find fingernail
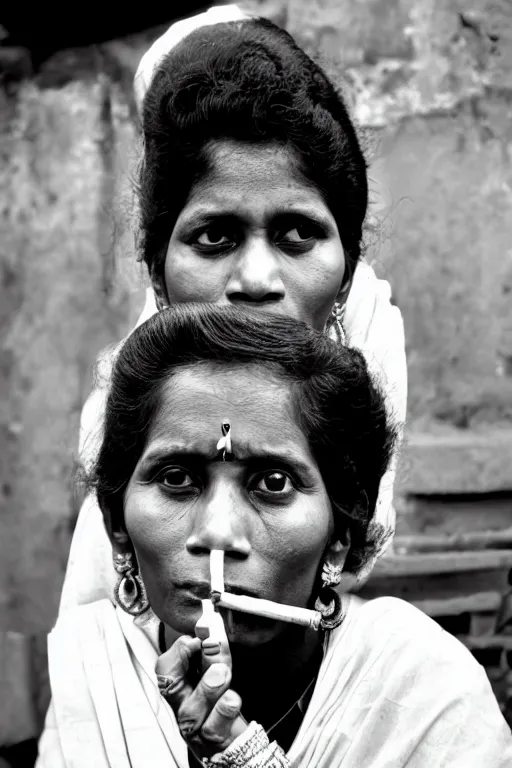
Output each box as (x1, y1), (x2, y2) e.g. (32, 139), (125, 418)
(202, 640), (220, 657)
(179, 721), (195, 738)
(204, 663), (228, 687)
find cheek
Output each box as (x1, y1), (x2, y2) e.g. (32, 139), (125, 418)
(125, 491), (163, 552)
(164, 243), (226, 303)
(264, 494), (333, 601)
(124, 489), (184, 586)
(124, 489), (204, 633)
(298, 244), (345, 329)
(318, 243), (346, 298)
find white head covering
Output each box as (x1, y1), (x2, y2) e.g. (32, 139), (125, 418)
(134, 5), (252, 114)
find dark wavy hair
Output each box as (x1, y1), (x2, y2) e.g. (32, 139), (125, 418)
(91, 305), (395, 571)
(139, 17), (368, 287)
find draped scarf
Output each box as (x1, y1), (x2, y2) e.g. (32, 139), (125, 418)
(39, 596), (512, 767)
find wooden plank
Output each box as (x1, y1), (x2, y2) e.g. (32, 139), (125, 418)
(394, 532), (512, 554)
(411, 591), (501, 617)
(461, 636), (512, 651)
(373, 550), (512, 577)
(396, 496), (512, 539)
(397, 430), (512, 495)
(470, 612), (498, 637)
(362, 568), (509, 608)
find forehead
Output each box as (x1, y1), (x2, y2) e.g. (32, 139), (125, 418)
(147, 364), (312, 459)
(184, 140), (328, 212)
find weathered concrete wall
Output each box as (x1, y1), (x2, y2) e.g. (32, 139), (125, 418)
(376, 107), (512, 427)
(242, 0), (512, 429)
(0, 61), (145, 636)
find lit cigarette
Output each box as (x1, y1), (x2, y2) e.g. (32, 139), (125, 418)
(215, 592), (322, 631)
(207, 549), (321, 630)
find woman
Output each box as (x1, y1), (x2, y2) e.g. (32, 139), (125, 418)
(39, 305), (511, 766)
(60, 5), (407, 612)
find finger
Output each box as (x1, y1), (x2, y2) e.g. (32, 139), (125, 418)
(197, 607), (232, 674)
(177, 662), (231, 739)
(156, 635), (201, 711)
(200, 690), (244, 749)
(200, 636), (232, 675)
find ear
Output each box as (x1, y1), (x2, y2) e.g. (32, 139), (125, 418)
(324, 537), (349, 571)
(151, 264), (169, 310)
(100, 497), (131, 554)
(111, 529), (131, 551)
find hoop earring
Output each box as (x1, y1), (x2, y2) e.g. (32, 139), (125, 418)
(329, 301), (346, 346)
(315, 558), (345, 631)
(113, 552), (150, 616)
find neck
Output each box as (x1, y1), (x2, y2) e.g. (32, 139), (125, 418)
(230, 624), (323, 728)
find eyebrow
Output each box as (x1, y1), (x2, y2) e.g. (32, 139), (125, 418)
(138, 445), (218, 468)
(177, 205), (334, 231)
(138, 443), (316, 479)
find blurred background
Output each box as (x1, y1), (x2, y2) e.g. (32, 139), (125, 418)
(0, 1), (511, 765)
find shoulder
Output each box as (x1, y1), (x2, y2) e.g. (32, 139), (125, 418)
(345, 594), (442, 638)
(330, 596), (512, 763)
(52, 598), (116, 634)
(337, 595), (485, 690)
(314, 596), (512, 765)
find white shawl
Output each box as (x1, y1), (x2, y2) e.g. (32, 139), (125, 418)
(38, 596), (512, 767)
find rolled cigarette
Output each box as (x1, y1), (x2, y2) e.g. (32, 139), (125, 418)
(195, 552), (230, 668)
(215, 592), (321, 631)
(210, 550), (225, 594)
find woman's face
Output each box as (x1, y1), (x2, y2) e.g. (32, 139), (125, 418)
(164, 141), (345, 331)
(123, 363), (334, 645)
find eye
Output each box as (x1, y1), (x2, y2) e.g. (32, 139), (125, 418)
(193, 226), (236, 251)
(275, 221), (324, 252)
(158, 466), (196, 491)
(254, 471), (293, 496)
(281, 225), (317, 243)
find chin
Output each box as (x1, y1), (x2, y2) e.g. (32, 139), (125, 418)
(153, 598), (203, 637)
(222, 609), (285, 647)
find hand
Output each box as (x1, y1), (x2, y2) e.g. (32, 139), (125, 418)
(156, 635), (248, 759)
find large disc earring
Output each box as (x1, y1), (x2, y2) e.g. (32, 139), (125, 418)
(113, 552), (150, 616)
(315, 558), (345, 631)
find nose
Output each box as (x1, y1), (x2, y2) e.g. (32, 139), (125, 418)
(226, 238), (285, 305)
(186, 481), (251, 560)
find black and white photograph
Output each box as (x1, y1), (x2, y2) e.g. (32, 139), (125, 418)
(1, 2), (511, 766)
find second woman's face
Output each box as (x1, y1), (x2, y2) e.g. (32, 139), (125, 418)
(165, 141), (346, 331)
(123, 364), (334, 645)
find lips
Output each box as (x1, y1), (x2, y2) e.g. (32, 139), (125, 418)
(176, 580), (260, 600)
